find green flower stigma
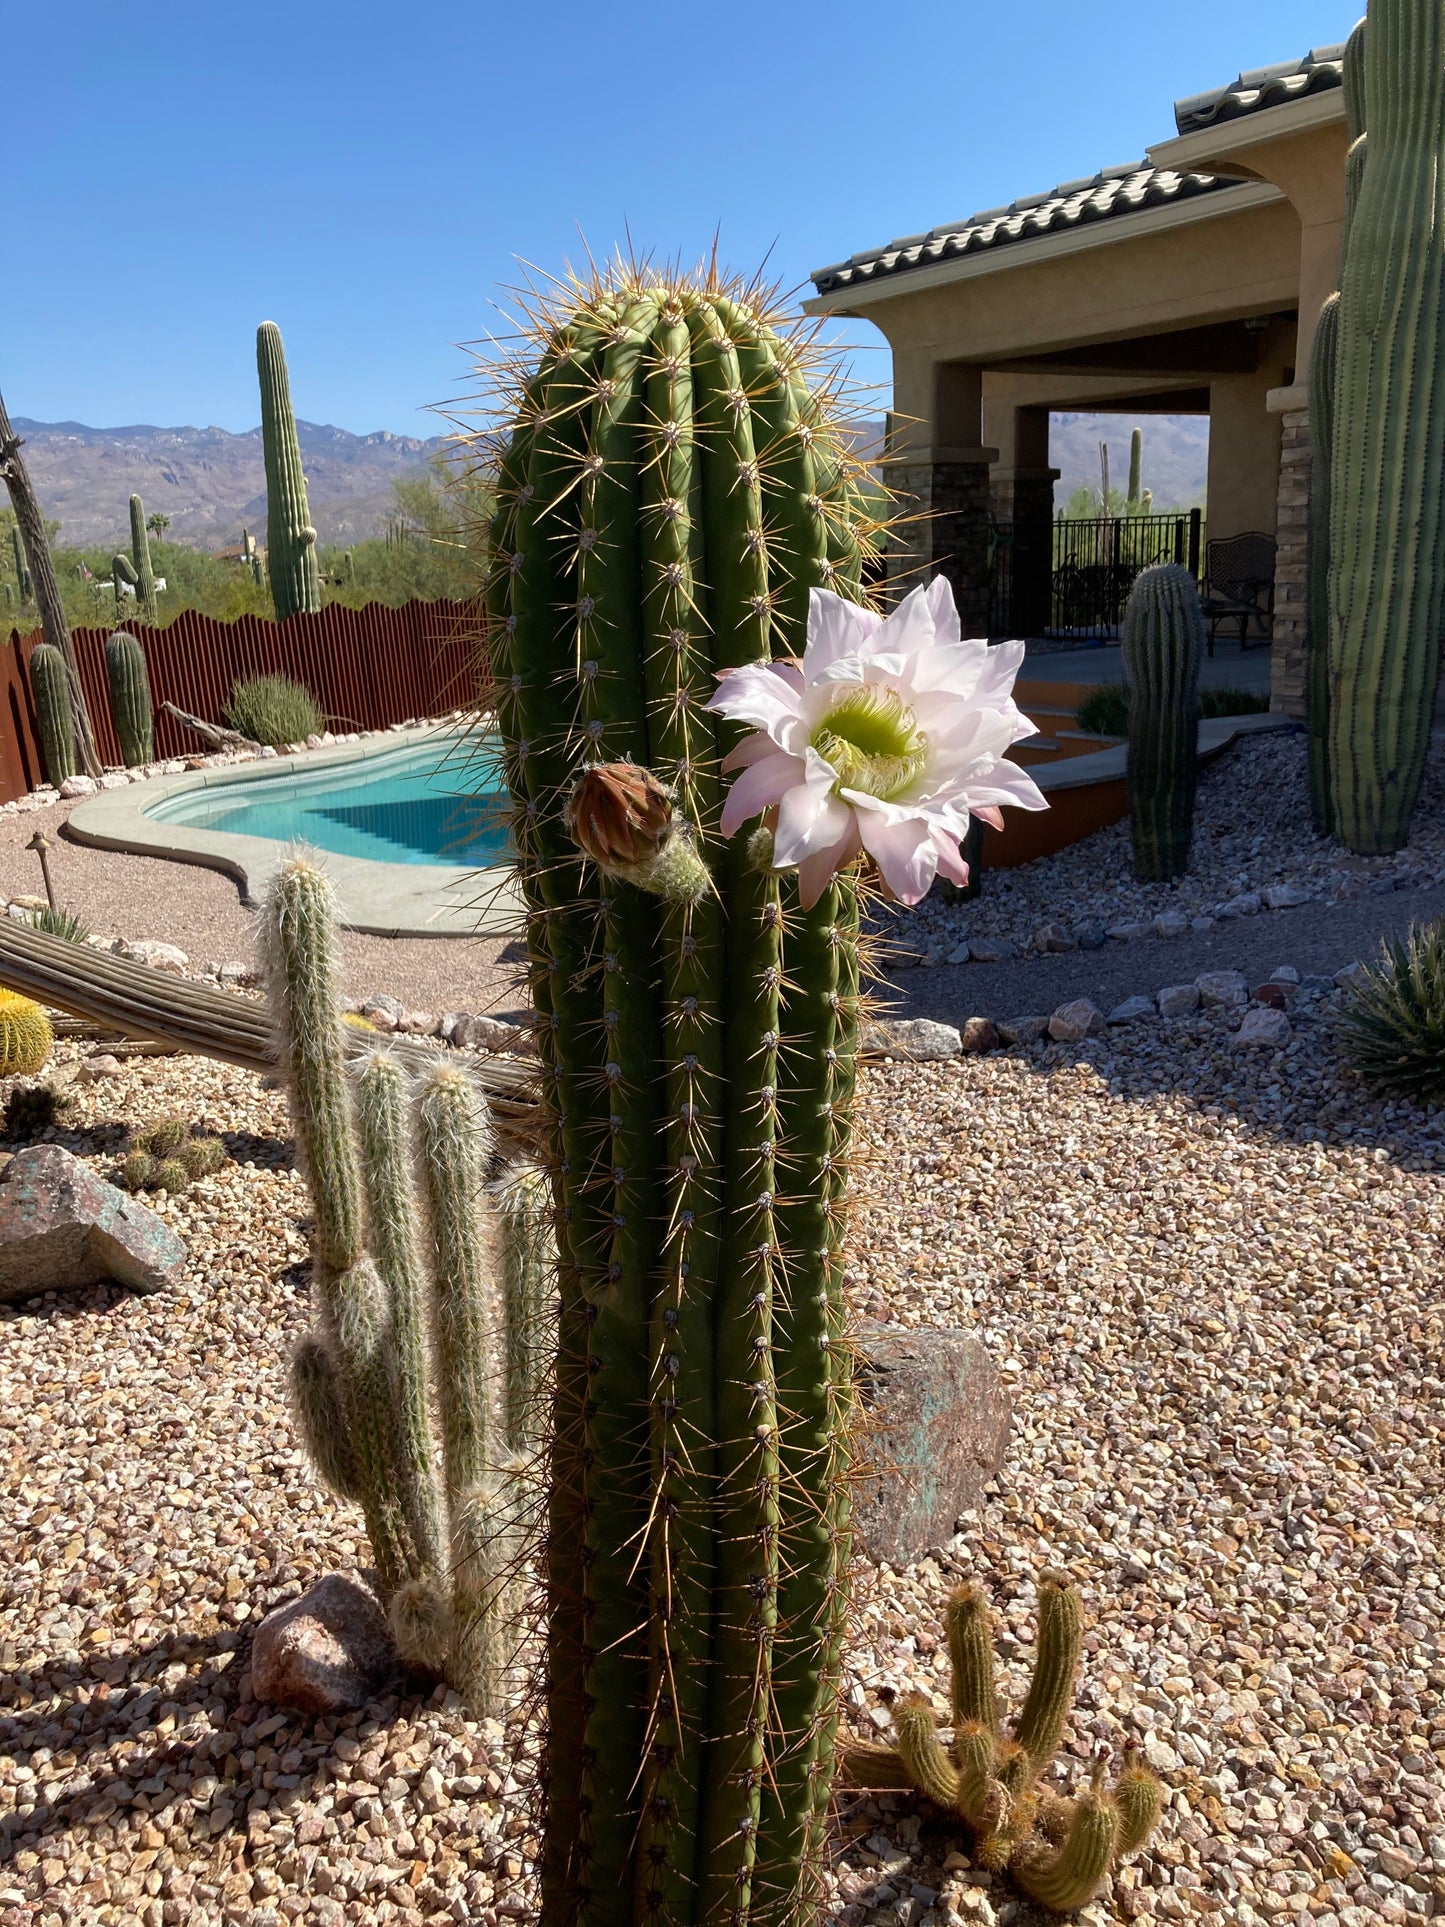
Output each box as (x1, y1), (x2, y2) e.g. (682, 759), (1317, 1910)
(812, 682), (928, 800)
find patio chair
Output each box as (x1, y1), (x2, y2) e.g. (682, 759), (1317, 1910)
(1199, 532), (1277, 654)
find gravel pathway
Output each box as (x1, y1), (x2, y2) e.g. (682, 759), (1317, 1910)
(2, 1006), (1441, 1924)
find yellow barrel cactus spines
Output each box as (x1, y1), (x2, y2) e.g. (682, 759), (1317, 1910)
(0, 990), (53, 1078)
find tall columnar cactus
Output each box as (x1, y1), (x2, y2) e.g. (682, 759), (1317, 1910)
(256, 322), (321, 621)
(485, 262), (881, 1927)
(1327, 0), (1445, 853)
(841, 1576), (1165, 1914)
(11, 525), (31, 604)
(105, 630), (154, 767)
(129, 493), (158, 624)
(1307, 294), (1341, 837)
(267, 854), (553, 1710)
(29, 642), (77, 787)
(1126, 426), (1144, 510)
(1120, 563), (1203, 881)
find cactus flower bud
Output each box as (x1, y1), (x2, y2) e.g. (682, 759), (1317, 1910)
(565, 762), (711, 904)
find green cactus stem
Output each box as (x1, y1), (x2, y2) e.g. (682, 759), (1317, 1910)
(29, 642), (77, 787)
(129, 493), (158, 624)
(1126, 426), (1144, 509)
(104, 630), (154, 767)
(11, 525), (31, 604)
(257, 322), (321, 621)
(1327, 0), (1445, 852)
(491, 1157), (556, 1452)
(485, 261), (882, 1927)
(1120, 563), (1203, 881)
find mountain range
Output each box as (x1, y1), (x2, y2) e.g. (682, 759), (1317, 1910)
(1049, 412), (1209, 512)
(10, 417), (447, 552)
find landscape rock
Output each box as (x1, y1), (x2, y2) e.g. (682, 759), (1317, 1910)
(362, 992), (405, 1022)
(1195, 969), (1249, 1009)
(1235, 1007), (1292, 1048)
(1032, 922), (1076, 954)
(1263, 882), (1311, 910)
(1334, 962), (1370, 991)
(1106, 921), (1150, 942)
(1152, 912), (1189, 939)
(96, 772), (129, 791)
(58, 775), (97, 798)
(400, 1008), (438, 1036)
(946, 941), (971, 966)
(0, 1145), (186, 1303)
(1190, 915), (1217, 933)
(118, 938), (190, 973)
(997, 1016), (1049, 1046)
(446, 1012), (533, 1054)
(1047, 999), (1103, 1044)
(217, 960), (254, 988)
(860, 1019), (962, 1062)
(1270, 964), (1301, 983)
(1251, 982), (1291, 1010)
(1215, 891), (1263, 920)
(1076, 921), (1108, 951)
(250, 1573), (396, 1715)
(967, 938), (1018, 964)
(959, 1017), (1000, 1054)
(850, 1324), (1011, 1568)
(1107, 995), (1156, 1025)
(76, 1054), (124, 1082)
(1156, 983), (1201, 1018)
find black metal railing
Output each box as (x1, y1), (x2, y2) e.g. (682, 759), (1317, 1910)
(1049, 509), (1204, 638)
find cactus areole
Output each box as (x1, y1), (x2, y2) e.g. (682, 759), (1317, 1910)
(484, 265), (885, 1927)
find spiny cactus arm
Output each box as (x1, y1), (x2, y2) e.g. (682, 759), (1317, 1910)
(492, 1158), (556, 1452)
(894, 1694), (963, 1810)
(112, 552), (138, 588)
(835, 1737), (909, 1789)
(129, 494), (157, 623)
(946, 1581), (1001, 1733)
(1113, 1751), (1166, 1859)
(1012, 1571), (1084, 1778)
(354, 1051), (446, 1574)
(954, 1720), (1010, 1843)
(1344, 16), (1367, 141)
(288, 1333), (362, 1501)
(1010, 1768), (1121, 1914)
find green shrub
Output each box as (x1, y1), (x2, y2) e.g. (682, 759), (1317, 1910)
(26, 906), (89, 945)
(1074, 683), (1269, 739)
(225, 673), (323, 747)
(1334, 922), (1445, 1097)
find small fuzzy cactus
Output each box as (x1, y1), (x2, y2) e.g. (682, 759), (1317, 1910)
(120, 1149), (160, 1192)
(257, 322), (321, 621)
(268, 854), (555, 1709)
(120, 1119), (227, 1192)
(105, 630), (155, 767)
(1120, 564), (1203, 882)
(0, 991), (53, 1079)
(841, 1574), (1165, 1915)
(29, 642), (77, 787)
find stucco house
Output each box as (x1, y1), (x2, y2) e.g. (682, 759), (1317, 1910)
(805, 43), (1352, 716)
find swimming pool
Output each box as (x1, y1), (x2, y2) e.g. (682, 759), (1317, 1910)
(146, 737), (511, 868)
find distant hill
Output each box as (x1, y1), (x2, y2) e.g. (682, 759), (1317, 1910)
(10, 417), (448, 551)
(1050, 413), (1209, 513)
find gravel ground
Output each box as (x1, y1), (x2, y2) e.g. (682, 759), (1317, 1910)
(2, 1003), (1442, 1925)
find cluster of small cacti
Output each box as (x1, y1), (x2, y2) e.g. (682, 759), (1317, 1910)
(104, 630), (155, 766)
(0, 989), (53, 1078)
(484, 260), (881, 1925)
(29, 642), (77, 787)
(257, 323), (321, 621)
(841, 1574), (1165, 1914)
(118, 1115), (227, 1194)
(2, 1080), (70, 1139)
(1120, 563), (1203, 881)
(268, 854), (554, 1713)
(1326, 2), (1445, 853)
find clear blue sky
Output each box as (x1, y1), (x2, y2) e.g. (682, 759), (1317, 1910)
(9, 1), (1362, 437)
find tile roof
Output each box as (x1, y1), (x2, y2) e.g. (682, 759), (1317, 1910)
(1173, 43), (1346, 135)
(811, 166), (1242, 299)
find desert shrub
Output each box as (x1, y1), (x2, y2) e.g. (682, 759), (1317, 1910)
(225, 673), (323, 747)
(1334, 922), (1445, 1098)
(1074, 682), (1269, 739)
(26, 906), (89, 944)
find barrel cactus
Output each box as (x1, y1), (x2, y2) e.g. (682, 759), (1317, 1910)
(1120, 564), (1203, 881)
(129, 493), (158, 624)
(257, 322), (321, 621)
(105, 630), (154, 766)
(483, 261), (886, 1927)
(29, 642), (77, 787)
(266, 854), (551, 1712)
(1327, 0), (1445, 852)
(0, 989), (53, 1078)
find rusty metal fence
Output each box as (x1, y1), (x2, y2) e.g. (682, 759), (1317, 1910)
(0, 598), (481, 802)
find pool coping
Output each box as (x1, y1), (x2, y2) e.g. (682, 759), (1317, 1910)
(64, 725), (523, 940)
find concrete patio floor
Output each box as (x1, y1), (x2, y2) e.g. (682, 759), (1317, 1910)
(1021, 635), (1272, 694)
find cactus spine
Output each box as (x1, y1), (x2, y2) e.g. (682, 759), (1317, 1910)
(104, 630), (154, 766)
(0, 989), (52, 1077)
(29, 642), (77, 786)
(268, 855), (552, 1710)
(129, 493), (158, 624)
(1126, 426), (1144, 510)
(11, 525), (30, 604)
(486, 262), (880, 1927)
(1327, 0), (1445, 852)
(1120, 563), (1203, 881)
(843, 1575), (1164, 1915)
(256, 322), (321, 621)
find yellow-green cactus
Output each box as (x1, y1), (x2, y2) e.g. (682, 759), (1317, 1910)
(0, 990), (52, 1078)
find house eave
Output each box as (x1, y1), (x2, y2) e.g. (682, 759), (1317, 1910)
(1148, 88), (1347, 179)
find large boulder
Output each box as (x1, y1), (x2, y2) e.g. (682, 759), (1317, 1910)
(0, 1145), (186, 1303)
(851, 1325), (1012, 1568)
(250, 1573), (396, 1715)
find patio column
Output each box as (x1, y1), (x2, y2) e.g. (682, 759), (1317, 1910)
(1267, 381), (1311, 719)
(884, 355), (998, 634)
(987, 403), (1058, 638)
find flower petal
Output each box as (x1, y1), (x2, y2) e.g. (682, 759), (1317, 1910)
(705, 661), (805, 751)
(855, 809), (941, 905)
(794, 816), (862, 908)
(932, 829), (971, 886)
(774, 750), (854, 865)
(718, 749), (804, 838)
(803, 588), (881, 677)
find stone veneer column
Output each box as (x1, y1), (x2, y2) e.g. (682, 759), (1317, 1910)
(1268, 384), (1311, 719)
(884, 448), (997, 635)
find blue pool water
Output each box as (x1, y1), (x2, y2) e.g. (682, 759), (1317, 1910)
(148, 738), (511, 868)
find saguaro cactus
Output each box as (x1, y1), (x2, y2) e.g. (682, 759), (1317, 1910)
(129, 493), (158, 624)
(256, 322), (321, 621)
(841, 1575), (1164, 1915)
(11, 525), (31, 604)
(1327, 0), (1445, 853)
(29, 642), (77, 786)
(1306, 294), (1341, 837)
(1120, 563), (1203, 881)
(267, 854), (552, 1710)
(485, 261), (881, 1927)
(1126, 426), (1144, 510)
(105, 630), (154, 767)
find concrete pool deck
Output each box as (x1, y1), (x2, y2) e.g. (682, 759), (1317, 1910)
(65, 726), (523, 939)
